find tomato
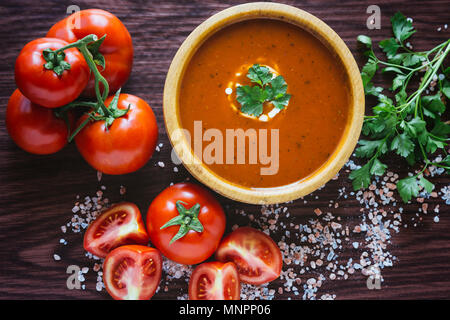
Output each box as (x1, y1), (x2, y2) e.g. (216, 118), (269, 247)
(146, 183), (226, 265)
(84, 202), (149, 258)
(74, 94), (158, 175)
(215, 227), (282, 285)
(189, 262), (240, 300)
(6, 89), (70, 155)
(47, 9), (133, 97)
(15, 37), (90, 108)
(103, 245), (162, 300)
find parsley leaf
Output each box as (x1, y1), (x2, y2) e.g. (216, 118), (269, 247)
(351, 12), (450, 203)
(349, 161), (372, 190)
(379, 38), (400, 59)
(442, 79), (450, 99)
(236, 85), (266, 117)
(391, 12), (416, 44)
(357, 35), (372, 48)
(400, 117), (426, 137)
(269, 75), (288, 98)
(361, 59), (378, 91)
(247, 64), (273, 86)
(236, 64), (292, 117)
(421, 94), (446, 116)
(397, 176), (421, 203)
(390, 133), (415, 158)
(419, 176), (434, 193)
(355, 139), (387, 158)
(370, 158), (387, 176)
(397, 174), (435, 203)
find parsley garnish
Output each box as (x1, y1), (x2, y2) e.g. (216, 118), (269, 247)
(236, 64), (292, 117)
(352, 12), (450, 203)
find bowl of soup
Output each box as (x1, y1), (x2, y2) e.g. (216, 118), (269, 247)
(163, 2), (364, 204)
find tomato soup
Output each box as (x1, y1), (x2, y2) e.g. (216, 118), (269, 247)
(178, 19), (351, 188)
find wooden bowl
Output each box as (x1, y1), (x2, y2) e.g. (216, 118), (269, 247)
(163, 2), (364, 204)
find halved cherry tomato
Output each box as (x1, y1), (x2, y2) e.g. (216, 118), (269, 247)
(103, 245), (162, 300)
(6, 89), (70, 154)
(15, 37), (90, 108)
(146, 183), (226, 265)
(84, 202), (149, 258)
(47, 9), (133, 97)
(189, 262), (240, 300)
(215, 227), (282, 285)
(75, 93), (158, 175)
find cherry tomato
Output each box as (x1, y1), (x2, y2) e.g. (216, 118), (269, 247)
(84, 202), (149, 258)
(146, 183), (226, 265)
(103, 245), (162, 300)
(6, 89), (70, 154)
(216, 227), (282, 285)
(47, 9), (133, 97)
(189, 261), (240, 300)
(74, 93), (158, 175)
(15, 37), (90, 108)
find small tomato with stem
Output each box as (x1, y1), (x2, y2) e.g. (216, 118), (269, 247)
(146, 183), (226, 265)
(15, 37), (90, 108)
(74, 92), (158, 175)
(47, 9), (133, 97)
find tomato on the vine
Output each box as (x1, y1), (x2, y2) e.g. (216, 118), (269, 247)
(189, 261), (241, 300)
(146, 183), (226, 265)
(103, 245), (162, 300)
(15, 38), (90, 108)
(216, 227), (282, 285)
(6, 89), (70, 155)
(47, 9), (133, 97)
(74, 93), (158, 175)
(84, 202), (149, 258)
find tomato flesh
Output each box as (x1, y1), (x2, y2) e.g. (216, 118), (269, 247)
(103, 245), (162, 300)
(189, 262), (240, 300)
(215, 227), (282, 285)
(84, 202), (149, 258)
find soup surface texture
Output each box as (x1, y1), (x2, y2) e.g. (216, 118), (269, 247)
(179, 19), (351, 188)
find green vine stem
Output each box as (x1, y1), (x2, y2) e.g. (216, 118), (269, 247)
(44, 34), (131, 141)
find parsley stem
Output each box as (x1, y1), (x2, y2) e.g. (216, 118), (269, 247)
(431, 162), (450, 170)
(398, 41), (450, 113)
(378, 60), (414, 71)
(425, 39), (450, 57)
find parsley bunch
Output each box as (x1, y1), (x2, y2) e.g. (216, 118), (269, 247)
(351, 12), (450, 202)
(236, 64), (291, 117)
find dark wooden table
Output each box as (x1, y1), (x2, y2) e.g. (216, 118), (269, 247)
(0, 0), (449, 300)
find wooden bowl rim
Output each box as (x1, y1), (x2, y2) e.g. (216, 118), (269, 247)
(163, 2), (364, 205)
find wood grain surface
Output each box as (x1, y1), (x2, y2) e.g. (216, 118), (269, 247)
(0, 0), (449, 300)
